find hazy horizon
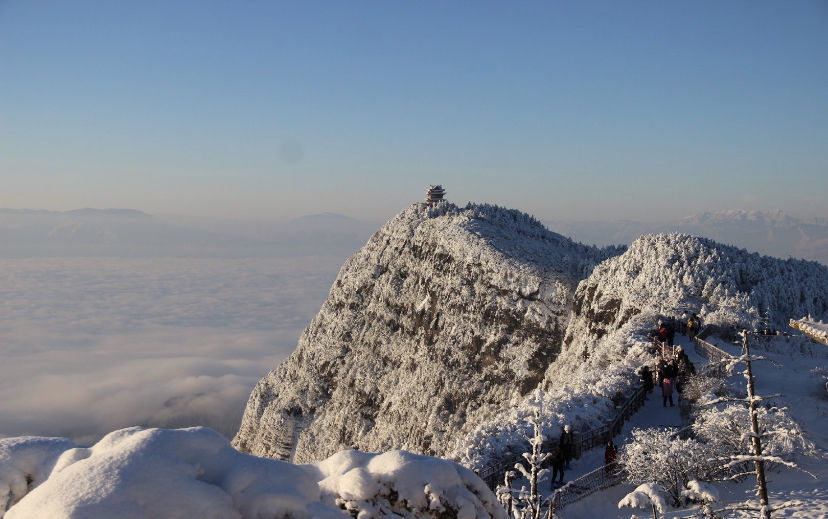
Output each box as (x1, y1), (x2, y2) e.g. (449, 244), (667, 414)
(2, 2), (827, 222)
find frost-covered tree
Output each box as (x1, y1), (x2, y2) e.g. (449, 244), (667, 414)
(496, 470), (517, 517)
(680, 370), (726, 404)
(694, 403), (813, 468)
(509, 413), (551, 519)
(619, 428), (718, 507)
(693, 331), (813, 518)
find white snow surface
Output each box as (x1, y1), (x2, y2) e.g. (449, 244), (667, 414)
(1, 426), (505, 519)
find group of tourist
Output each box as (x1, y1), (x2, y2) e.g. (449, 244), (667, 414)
(649, 313), (703, 345)
(546, 315), (699, 490)
(640, 342), (696, 407)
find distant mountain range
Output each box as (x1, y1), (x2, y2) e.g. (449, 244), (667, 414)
(1, 208), (825, 265)
(0, 208), (376, 258)
(545, 209), (828, 265)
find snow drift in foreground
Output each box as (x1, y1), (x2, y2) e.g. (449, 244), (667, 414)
(0, 427), (505, 519)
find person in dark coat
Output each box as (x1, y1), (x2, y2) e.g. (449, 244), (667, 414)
(665, 359), (679, 395)
(560, 425), (575, 469)
(640, 365), (653, 395)
(666, 320), (676, 347)
(687, 313), (700, 340)
(656, 359), (668, 390)
(550, 446), (565, 486)
(604, 441), (618, 475)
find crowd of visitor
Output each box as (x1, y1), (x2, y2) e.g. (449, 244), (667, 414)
(548, 315), (699, 489)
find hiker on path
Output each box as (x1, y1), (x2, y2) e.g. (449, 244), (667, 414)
(687, 313), (700, 340)
(550, 446), (565, 486)
(656, 359), (668, 390)
(560, 425), (575, 469)
(658, 321), (669, 344)
(604, 441), (618, 475)
(640, 365), (653, 396)
(665, 359), (678, 388)
(662, 377), (675, 407)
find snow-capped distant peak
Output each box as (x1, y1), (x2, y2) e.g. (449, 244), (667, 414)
(680, 209), (794, 226)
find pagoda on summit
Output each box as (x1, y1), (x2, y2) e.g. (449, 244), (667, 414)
(425, 185), (446, 205)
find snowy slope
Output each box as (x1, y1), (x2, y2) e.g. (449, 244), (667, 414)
(234, 202), (616, 462)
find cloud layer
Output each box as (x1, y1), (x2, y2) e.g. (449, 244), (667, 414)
(0, 256), (343, 443)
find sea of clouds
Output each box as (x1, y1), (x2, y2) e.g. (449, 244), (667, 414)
(0, 256), (345, 444)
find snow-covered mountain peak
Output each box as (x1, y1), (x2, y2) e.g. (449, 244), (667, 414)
(233, 203), (616, 462)
(679, 208), (795, 227)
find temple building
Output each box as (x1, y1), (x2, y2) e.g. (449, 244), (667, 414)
(425, 185), (446, 205)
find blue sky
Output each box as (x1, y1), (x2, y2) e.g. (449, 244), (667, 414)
(1, 1), (827, 222)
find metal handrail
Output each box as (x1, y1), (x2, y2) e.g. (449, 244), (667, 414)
(692, 335), (733, 364)
(547, 464), (624, 512)
(476, 385), (646, 490)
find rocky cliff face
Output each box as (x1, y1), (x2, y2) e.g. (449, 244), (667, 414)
(233, 203), (613, 462)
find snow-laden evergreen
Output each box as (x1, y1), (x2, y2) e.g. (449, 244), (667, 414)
(234, 202), (615, 462)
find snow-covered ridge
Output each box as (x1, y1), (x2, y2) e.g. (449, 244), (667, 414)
(0, 427), (505, 518)
(234, 202), (617, 463)
(546, 232), (828, 400)
(455, 232), (828, 470)
(236, 204), (828, 475)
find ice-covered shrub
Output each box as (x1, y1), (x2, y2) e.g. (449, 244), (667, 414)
(619, 428), (718, 507)
(694, 403), (815, 464)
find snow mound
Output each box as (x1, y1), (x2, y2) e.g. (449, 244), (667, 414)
(1, 427), (505, 519)
(618, 482), (668, 513)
